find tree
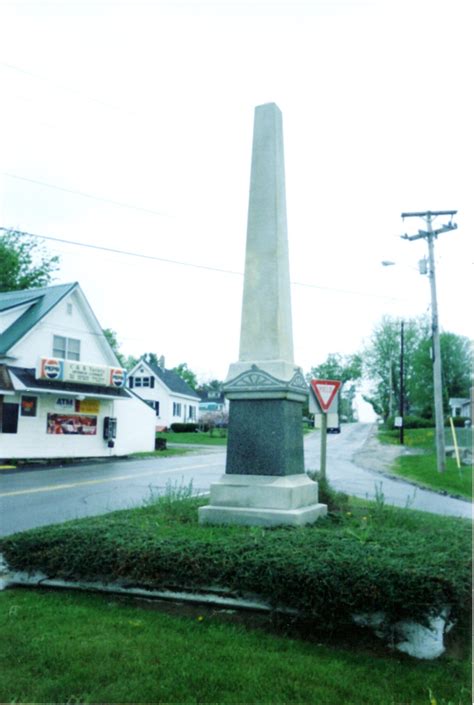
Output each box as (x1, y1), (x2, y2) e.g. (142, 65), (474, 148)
(307, 353), (363, 422)
(103, 328), (126, 367)
(172, 362), (198, 390)
(362, 316), (423, 420)
(196, 379), (224, 396)
(0, 229), (59, 292)
(362, 315), (471, 421)
(308, 353), (363, 387)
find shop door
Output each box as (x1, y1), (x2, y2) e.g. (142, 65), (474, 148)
(2, 403), (19, 433)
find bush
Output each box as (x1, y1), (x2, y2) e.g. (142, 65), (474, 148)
(386, 415), (433, 430)
(307, 471), (350, 514)
(1, 498), (470, 632)
(154, 437), (167, 450)
(448, 416), (471, 428)
(170, 423), (199, 433)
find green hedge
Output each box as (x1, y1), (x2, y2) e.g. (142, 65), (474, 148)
(386, 415), (433, 430)
(170, 423), (199, 433)
(1, 499), (471, 631)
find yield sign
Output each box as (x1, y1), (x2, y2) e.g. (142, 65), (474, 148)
(310, 379), (341, 413)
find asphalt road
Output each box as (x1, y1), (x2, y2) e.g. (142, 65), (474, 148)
(0, 424), (471, 536)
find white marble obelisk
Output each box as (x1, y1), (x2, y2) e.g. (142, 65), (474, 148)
(199, 103), (326, 527)
(227, 102), (296, 384)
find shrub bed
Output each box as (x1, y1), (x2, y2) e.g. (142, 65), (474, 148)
(169, 423), (199, 433)
(1, 497), (471, 633)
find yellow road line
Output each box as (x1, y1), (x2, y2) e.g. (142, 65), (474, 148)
(0, 462), (222, 498)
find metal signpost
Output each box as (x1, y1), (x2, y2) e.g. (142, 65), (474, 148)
(310, 379), (341, 480)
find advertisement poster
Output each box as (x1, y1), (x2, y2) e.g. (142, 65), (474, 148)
(21, 396), (38, 417)
(47, 414), (97, 435)
(75, 399), (100, 414)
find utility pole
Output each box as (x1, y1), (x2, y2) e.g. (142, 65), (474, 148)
(401, 210), (458, 473)
(399, 319), (404, 445)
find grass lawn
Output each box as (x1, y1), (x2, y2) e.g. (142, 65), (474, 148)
(160, 426), (315, 446)
(378, 428), (472, 500)
(132, 447), (192, 458)
(0, 587), (471, 705)
(160, 430), (228, 445)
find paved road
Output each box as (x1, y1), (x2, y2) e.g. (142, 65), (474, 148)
(305, 422), (472, 519)
(0, 450), (226, 537)
(0, 424), (471, 536)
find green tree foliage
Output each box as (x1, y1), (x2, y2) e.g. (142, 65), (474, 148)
(309, 352), (363, 387)
(172, 362), (198, 390)
(363, 315), (471, 420)
(0, 229), (59, 292)
(196, 379), (223, 396)
(102, 328), (126, 367)
(308, 353), (363, 421)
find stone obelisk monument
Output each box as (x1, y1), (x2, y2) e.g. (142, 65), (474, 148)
(199, 102), (327, 527)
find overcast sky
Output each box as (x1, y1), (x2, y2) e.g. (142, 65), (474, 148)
(1, 1), (472, 414)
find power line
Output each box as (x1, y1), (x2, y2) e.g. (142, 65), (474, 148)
(0, 227), (241, 277)
(0, 226), (407, 302)
(0, 61), (127, 114)
(1, 172), (172, 218)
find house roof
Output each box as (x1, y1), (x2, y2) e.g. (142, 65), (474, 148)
(0, 283), (78, 355)
(9, 366), (130, 399)
(134, 359), (200, 399)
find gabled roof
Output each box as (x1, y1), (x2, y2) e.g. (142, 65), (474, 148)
(0, 283), (78, 355)
(149, 362), (201, 399)
(131, 359), (200, 399)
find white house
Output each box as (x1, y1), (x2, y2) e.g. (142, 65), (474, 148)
(448, 397), (471, 420)
(0, 282), (156, 460)
(128, 358), (200, 429)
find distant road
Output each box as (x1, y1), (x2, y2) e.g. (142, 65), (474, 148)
(0, 424), (471, 537)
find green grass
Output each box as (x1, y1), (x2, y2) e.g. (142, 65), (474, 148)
(0, 587), (470, 705)
(378, 428), (472, 500)
(131, 447), (191, 458)
(160, 430), (228, 445)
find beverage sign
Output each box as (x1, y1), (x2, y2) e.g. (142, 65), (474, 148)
(37, 358), (127, 388)
(310, 379), (341, 413)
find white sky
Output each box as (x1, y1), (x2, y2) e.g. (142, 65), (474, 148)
(1, 1), (472, 405)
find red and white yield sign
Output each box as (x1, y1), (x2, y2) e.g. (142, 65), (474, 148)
(310, 379), (342, 413)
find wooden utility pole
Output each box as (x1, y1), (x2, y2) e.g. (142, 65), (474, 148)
(401, 210), (457, 473)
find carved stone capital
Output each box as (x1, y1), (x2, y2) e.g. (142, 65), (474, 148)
(224, 364), (308, 401)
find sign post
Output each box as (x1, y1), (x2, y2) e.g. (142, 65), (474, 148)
(310, 379), (342, 481)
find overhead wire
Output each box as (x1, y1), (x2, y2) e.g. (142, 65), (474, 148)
(0, 226), (408, 302)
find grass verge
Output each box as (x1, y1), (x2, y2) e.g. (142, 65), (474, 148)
(160, 431), (227, 445)
(131, 447), (192, 458)
(0, 587), (471, 705)
(378, 428), (472, 500)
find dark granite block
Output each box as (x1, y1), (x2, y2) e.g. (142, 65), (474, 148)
(225, 398), (304, 476)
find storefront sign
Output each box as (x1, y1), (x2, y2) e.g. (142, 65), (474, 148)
(75, 398), (100, 414)
(47, 413), (97, 435)
(21, 395), (38, 417)
(55, 397), (75, 412)
(37, 358), (127, 388)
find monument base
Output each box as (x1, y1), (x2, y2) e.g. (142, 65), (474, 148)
(198, 474), (327, 527)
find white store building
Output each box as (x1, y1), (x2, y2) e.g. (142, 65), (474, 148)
(0, 282), (156, 460)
